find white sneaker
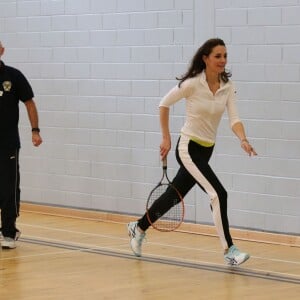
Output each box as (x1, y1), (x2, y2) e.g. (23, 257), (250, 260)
(1, 231), (21, 249)
(1, 237), (17, 249)
(127, 221), (146, 257)
(224, 245), (250, 266)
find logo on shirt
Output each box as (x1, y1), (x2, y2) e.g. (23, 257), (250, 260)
(2, 81), (12, 92)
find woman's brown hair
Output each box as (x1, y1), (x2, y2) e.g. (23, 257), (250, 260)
(177, 38), (231, 87)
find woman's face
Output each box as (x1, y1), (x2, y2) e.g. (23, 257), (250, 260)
(203, 45), (227, 74)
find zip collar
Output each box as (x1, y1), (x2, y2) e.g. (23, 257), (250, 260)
(199, 71), (231, 93)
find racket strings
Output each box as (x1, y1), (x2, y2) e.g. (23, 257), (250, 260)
(147, 183), (184, 232)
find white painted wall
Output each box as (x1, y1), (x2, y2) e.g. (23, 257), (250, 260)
(0, 0), (299, 235)
(214, 0), (300, 234)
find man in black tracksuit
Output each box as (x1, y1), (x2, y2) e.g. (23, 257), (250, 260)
(0, 41), (42, 249)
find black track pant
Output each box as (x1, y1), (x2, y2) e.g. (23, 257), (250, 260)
(138, 135), (233, 250)
(0, 148), (20, 238)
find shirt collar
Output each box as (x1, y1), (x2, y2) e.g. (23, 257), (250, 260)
(199, 70), (229, 90)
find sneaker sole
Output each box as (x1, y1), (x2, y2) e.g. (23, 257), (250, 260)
(130, 245), (141, 257)
(2, 245), (17, 249)
(1, 241), (17, 249)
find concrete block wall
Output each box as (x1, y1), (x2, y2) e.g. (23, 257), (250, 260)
(0, 0), (299, 235)
(214, 0), (300, 234)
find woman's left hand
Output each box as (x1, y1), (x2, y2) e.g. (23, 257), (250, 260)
(241, 139), (257, 156)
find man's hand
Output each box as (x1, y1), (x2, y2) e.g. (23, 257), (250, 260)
(32, 132), (42, 147)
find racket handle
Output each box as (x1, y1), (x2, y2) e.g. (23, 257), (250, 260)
(162, 157), (167, 169)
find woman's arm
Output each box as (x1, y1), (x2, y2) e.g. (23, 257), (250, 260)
(158, 80), (193, 159)
(159, 106), (171, 159)
(232, 121), (257, 156)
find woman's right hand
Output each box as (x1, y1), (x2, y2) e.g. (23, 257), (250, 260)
(160, 137), (171, 160)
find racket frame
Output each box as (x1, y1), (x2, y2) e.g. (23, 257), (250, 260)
(146, 158), (184, 232)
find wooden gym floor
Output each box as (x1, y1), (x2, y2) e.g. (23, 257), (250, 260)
(0, 204), (299, 300)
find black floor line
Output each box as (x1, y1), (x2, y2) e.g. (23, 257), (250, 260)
(20, 237), (300, 285)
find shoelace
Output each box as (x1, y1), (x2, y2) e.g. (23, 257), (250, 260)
(131, 225), (146, 244)
(129, 226), (136, 238)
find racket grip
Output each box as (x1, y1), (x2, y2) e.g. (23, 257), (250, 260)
(162, 157), (167, 169)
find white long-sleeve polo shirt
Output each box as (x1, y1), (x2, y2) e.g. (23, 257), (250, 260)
(159, 71), (241, 144)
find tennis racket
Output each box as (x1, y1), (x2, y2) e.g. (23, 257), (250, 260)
(146, 157), (184, 232)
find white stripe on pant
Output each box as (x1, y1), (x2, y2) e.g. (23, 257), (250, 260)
(177, 135), (232, 250)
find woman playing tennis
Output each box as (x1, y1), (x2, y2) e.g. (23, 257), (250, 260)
(127, 38), (257, 266)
